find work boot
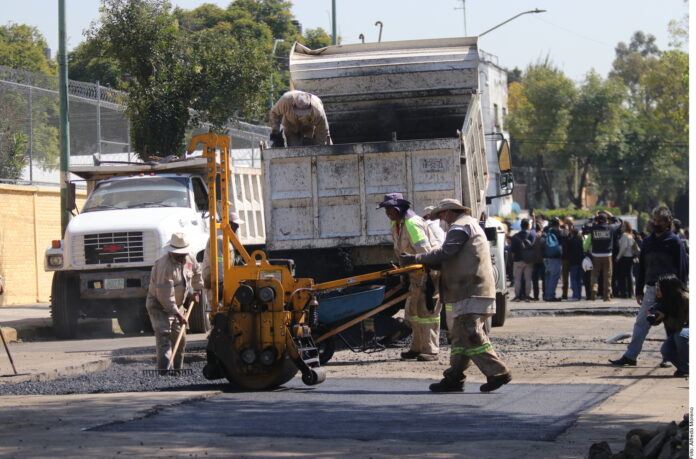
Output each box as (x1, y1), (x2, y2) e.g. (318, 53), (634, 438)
(400, 350), (420, 360)
(673, 370), (688, 377)
(609, 356), (637, 366)
(480, 372), (512, 392)
(417, 353), (438, 362)
(429, 378), (464, 393)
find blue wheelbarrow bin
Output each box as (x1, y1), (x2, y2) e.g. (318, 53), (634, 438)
(317, 285), (386, 326)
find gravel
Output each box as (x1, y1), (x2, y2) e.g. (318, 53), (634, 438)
(0, 350), (227, 396)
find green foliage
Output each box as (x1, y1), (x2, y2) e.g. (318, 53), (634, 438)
(68, 39), (125, 89)
(303, 28), (332, 49)
(89, 0), (275, 159)
(0, 23), (55, 74)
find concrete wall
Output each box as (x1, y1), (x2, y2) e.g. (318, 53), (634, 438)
(0, 185), (86, 306)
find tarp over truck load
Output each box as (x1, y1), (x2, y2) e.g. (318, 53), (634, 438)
(289, 37), (480, 144)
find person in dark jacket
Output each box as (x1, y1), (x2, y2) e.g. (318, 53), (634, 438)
(584, 211), (622, 301)
(510, 219), (535, 301)
(649, 274), (688, 376)
(560, 217), (575, 299)
(610, 206), (689, 366)
(566, 228), (585, 301)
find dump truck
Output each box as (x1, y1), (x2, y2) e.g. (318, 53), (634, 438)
(44, 155), (264, 338)
(262, 37), (514, 326)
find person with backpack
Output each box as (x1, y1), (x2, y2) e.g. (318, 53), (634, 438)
(510, 218), (535, 302)
(542, 218), (564, 301)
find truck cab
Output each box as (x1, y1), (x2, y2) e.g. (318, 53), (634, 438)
(45, 158), (213, 338)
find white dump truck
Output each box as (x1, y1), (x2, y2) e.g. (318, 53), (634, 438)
(262, 37), (514, 326)
(45, 155), (265, 338)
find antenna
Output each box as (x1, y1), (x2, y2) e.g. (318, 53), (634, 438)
(454, 0), (467, 36)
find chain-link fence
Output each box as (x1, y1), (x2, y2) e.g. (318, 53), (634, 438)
(0, 65), (269, 186)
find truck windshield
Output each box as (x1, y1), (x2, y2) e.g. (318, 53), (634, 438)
(83, 176), (190, 212)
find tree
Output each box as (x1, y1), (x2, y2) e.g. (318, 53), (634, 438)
(303, 27), (332, 49)
(563, 71), (625, 208)
(0, 23), (55, 74)
(506, 60), (576, 208)
(90, 0), (274, 159)
(68, 39), (125, 89)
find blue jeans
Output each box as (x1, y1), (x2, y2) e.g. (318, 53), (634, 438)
(569, 264), (583, 299)
(624, 285), (657, 360)
(543, 258), (561, 300)
(661, 328), (689, 374)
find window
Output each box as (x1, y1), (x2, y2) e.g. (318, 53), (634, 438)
(192, 177), (209, 212)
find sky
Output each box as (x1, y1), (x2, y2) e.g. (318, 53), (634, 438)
(0, 0), (689, 82)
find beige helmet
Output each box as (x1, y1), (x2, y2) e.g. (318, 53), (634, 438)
(166, 232), (190, 254)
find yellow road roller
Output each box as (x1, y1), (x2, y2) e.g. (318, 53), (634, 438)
(190, 134), (420, 390)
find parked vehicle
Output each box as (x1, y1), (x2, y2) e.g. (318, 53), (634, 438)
(45, 156), (264, 338)
(262, 37), (513, 326)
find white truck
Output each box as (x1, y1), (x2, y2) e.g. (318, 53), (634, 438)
(262, 37), (514, 326)
(45, 156), (265, 338)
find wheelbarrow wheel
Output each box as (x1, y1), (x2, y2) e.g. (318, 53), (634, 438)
(318, 336), (336, 364)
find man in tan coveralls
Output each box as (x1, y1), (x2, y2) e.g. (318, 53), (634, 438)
(269, 90), (331, 146)
(401, 199), (512, 392)
(379, 193), (441, 361)
(146, 233), (204, 371)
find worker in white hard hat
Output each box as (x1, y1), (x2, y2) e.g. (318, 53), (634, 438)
(146, 232), (204, 372)
(269, 90), (332, 146)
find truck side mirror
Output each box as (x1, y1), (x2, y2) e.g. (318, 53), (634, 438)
(66, 182), (77, 213)
(497, 139), (511, 173)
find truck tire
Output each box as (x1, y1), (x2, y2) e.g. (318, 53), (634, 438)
(492, 291), (507, 327)
(189, 294), (211, 333)
(117, 304), (144, 334)
(51, 272), (79, 339)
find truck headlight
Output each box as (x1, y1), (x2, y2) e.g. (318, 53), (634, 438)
(48, 255), (63, 267)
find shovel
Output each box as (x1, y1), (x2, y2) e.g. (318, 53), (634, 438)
(0, 327), (30, 377)
(143, 300), (196, 376)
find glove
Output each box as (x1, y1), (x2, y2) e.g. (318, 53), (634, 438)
(184, 291), (200, 307)
(269, 129), (285, 147)
(399, 253), (417, 265)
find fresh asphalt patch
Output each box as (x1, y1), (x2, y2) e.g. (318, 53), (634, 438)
(92, 378), (620, 442)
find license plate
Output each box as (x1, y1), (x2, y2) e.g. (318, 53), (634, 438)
(104, 278), (125, 290)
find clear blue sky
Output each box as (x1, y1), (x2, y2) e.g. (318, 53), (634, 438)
(0, 0), (688, 82)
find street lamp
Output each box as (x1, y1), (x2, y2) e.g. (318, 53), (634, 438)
(478, 9), (546, 37)
(269, 39), (284, 108)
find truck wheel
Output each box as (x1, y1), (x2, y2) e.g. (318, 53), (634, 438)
(117, 305), (144, 334)
(189, 294), (211, 333)
(51, 272), (78, 339)
(492, 291), (507, 327)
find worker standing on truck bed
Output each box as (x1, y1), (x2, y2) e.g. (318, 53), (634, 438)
(269, 90), (331, 146)
(202, 211), (244, 308)
(146, 233), (204, 372)
(379, 193), (441, 361)
(401, 199), (512, 393)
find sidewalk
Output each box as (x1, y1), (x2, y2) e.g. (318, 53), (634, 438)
(0, 303), (53, 342)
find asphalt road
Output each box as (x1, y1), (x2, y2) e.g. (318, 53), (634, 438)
(93, 377), (620, 442)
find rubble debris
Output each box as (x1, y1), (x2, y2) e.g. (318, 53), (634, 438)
(588, 415), (689, 459)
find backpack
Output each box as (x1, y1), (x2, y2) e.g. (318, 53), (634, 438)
(543, 231), (562, 258)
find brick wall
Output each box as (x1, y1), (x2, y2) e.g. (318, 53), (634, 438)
(0, 185), (86, 306)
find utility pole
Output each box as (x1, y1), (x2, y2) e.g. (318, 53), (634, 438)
(454, 0), (467, 36)
(331, 0), (337, 45)
(58, 0), (71, 235)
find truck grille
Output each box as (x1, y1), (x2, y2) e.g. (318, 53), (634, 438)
(81, 232), (145, 265)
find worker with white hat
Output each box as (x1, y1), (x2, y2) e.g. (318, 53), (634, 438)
(146, 232), (204, 371)
(401, 198), (512, 393)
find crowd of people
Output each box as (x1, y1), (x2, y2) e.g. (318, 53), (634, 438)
(505, 206), (689, 376)
(505, 208), (688, 303)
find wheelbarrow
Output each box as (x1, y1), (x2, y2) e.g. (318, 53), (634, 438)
(314, 284), (412, 364)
